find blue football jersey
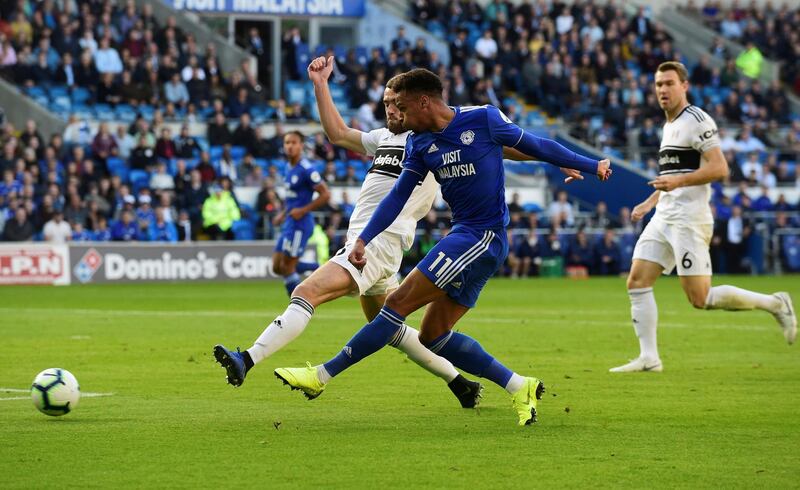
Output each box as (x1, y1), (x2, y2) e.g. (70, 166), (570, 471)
(284, 158), (322, 215)
(403, 105), (523, 230)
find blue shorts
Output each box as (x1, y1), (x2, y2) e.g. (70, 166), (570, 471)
(276, 218), (313, 258)
(416, 224), (508, 308)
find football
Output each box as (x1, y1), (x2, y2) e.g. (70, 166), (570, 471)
(31, 368), (81, 417)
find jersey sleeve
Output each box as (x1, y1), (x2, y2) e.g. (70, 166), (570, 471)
(305, 164), (322, 186)
(485, 105), (524, 146)
(360, 128), (385, 156)
(402, 135), (429, 178)
(691, 116), (721, 154)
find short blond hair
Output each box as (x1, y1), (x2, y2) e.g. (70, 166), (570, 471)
(656, 61), (689, 82)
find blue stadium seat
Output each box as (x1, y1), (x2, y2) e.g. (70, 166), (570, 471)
(48, 85), (69, 99)
(107, 157), (129, 182)
(285, 80), (307, 106)
(129, 169), (150, 194)
(354, 46), (369, 65)
(229, 146), (247, 159)
(116, 104), (137, 122)
(294, 42), (311, 78)
(209, 146), (224, 160)
(71, 87), (91, 104)
(232, 220), (255, 240)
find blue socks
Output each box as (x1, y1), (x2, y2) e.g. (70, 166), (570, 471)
(296, 261), (319, 274)
(425, 332), (513, 388)
(323, 306), (405, 377)
(284, 272), (301, 296)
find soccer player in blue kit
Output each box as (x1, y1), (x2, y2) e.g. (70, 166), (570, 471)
(275, 69), (611, 425)
(272, 131), (330, 295)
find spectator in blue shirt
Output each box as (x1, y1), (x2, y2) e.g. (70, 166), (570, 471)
(71, 222), (93, 241)
(750, 185), (773, 211)
(149, 208), (178, 242)
(566, 228), (594, 270)
(111, 210), (139, 241)
(93, 217), (112, 241)
(594, 228), (621, 276)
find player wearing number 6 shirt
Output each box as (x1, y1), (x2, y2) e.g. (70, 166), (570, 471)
(274, 68), (612, 426)
(610, 62), (796, 374)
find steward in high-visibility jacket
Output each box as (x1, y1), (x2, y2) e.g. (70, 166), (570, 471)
(202, 187), (241, 232)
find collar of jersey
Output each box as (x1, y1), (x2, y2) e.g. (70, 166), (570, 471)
(433, 106), (459, 134)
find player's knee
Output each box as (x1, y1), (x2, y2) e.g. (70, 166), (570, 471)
(688, 289), (709, 309)
(626, 274), (645, 290)
(384, 290), (403, 311)
(292, 282), (316, 303)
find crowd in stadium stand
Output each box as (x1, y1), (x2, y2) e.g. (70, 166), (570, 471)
(684, 0), (800, 96)
(0, 0), (798, 274)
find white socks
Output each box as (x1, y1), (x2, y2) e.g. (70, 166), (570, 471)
(247, 297), (314, 365)
(629, 287), (660, 361)
(504, 373), (526, 394)
(705, 285), (781, 312)
(390, 325), (459, 382)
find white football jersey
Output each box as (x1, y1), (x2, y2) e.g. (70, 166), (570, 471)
(348, 128), (438, 250)
(654, 104), (721, 225)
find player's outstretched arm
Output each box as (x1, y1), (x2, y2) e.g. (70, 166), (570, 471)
(349, 169), (419, 269)
(487, 107), (610, 180)
(308, 56), (366, 154)
(503, 147), (583, 183)
(648, 146), (729, 192)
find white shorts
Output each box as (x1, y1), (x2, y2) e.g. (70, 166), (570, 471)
(632, 218), (713, 276)
(329, 231), (403, 296)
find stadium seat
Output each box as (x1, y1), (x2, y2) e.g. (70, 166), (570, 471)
(209, 146), (224, 160)
(232, 220), (255, 240)
(285, 80), (307, 106)
(229, 146), (247, 159)
(107, 157), (129, 182)
(71, 87), (91, 104)
(129, 169), (150, 194)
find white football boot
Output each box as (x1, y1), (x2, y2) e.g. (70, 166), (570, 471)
(609, 356), (663, 373)
(772, 292), (797, 345)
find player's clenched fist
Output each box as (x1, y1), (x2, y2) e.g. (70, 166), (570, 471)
(348, 238), (367, 270)
(307, 56), (334, 84)
(597, 159), (612, 181)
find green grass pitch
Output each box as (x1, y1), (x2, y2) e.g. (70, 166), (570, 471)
(1, 276), (798, 488)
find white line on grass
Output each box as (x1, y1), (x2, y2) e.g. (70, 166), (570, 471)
(0, 388), (114, 401)
(0, 307), (771, 332)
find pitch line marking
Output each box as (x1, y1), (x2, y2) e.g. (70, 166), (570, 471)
(0, 388), (114, 401)
(0, 307), (771, 332)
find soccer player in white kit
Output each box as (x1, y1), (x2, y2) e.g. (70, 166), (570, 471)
(610, 62), (796, 373)
(214, 57), (583, 405)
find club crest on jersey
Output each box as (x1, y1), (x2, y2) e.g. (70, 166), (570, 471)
(291, 175), (298, 184)
(428, 143), (439, 153)
(460, 130), (475, 145)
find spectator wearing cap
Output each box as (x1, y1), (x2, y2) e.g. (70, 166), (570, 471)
(43, 210), (72, 243)
(136, 193), (156, 225)
(202, 183), (240, 240)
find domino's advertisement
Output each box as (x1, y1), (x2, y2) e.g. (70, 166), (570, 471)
(0, 243), (278, 285)
(167, 0), (365, 17)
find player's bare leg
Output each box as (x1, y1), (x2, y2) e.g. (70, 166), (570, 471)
(610, 258), (664, 373)
(214, 261), (356, 386)
(272, 251), (302, 296)
(694, 277), (796, 344)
